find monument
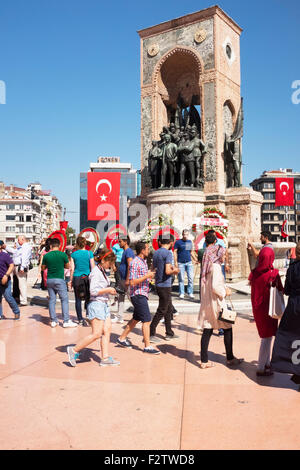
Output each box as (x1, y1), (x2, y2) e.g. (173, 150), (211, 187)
(137, 6), (263, 279)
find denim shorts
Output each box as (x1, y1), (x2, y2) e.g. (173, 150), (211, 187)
(87, 301), (110, 321)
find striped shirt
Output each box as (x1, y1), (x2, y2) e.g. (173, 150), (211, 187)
(129, 256), (149, 298)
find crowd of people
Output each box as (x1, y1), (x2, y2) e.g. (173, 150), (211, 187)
(0, 229), (300, 388)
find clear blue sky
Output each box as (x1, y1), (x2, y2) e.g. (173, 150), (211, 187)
(0, 0), (299, 231)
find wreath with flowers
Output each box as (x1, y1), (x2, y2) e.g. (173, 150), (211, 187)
(192, 207), (228, 238)
(144, 214), (177, 250)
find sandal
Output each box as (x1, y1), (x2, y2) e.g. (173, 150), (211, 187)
(227, 358), (244, 366)
(256, 368), (274, 377)
(200, 362), (215, 369)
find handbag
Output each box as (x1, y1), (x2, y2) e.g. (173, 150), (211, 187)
(218, 297), (237, 325)
(268, 286), (285, 319)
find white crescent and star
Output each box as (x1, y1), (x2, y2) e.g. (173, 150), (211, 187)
(280, 181), (290, 196)
(95, 179), (112, 201)
(96, 179), (112, 194)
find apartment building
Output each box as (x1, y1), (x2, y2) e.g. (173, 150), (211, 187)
(0, 182), (62, 247)
(250, 169), (300, 243)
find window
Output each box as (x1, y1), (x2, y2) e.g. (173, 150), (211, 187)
(263, 192), (274, 200)
(6, 226), (15, 232)
(263, 203), (275, 210)
(6, 204), (15, 210)
(26, 215), (31, 222)
(295, 184), (300, 190)
(6, 215), (15, 221)
(264, 182), (274, 189)
(296, 193), (300, 201)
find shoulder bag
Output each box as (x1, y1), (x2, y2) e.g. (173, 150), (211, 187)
(218, 296), (237, 325)
(268, 285), (285, 319)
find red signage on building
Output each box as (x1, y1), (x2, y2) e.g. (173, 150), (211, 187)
(87, 172), (121, 221)
(275, 178), (294, 207)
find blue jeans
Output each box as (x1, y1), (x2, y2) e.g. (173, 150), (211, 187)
(47, 278), (70, 323)
(0, 278), (20, 317)
(178, 262), (194, 296)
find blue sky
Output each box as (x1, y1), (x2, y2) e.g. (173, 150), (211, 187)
(0, 0), (299, 231)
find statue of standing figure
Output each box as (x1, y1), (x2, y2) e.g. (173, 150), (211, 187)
(148, 140), (163, 189)
(160, 134), (178, 189)
(178, 131), (195, 188)
(224, 98), (243, 188)
(189, 125), (207, 189)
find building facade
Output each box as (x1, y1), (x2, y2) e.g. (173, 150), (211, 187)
(0, 182), (62, 247)
(250, 169), (300, 243)
(80, 157), (141, 231)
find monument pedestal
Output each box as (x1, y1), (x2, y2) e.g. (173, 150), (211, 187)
(224, 187), (263, 280)
(147, 189), (205, 230)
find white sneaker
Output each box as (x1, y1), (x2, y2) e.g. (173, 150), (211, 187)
(188, 294), (195, 299)
(51, 321), (58, 328)
(117, 319), (124, 324)
(63, 320), (78, 328)
(110, 316), (118, 323)
(179, 294), (184, 299)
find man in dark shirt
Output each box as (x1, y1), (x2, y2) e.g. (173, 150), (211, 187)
(0, 240), (20, 320)
(150, 237), (180, 342)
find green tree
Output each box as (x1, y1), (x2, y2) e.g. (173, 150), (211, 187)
(65, 226), (76, 245)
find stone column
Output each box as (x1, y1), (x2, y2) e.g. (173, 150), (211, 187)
(225, 187), (263, 279)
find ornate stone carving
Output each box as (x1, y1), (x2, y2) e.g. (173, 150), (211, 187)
(147, 44), (159, 57)
(194, 28), (207, 44)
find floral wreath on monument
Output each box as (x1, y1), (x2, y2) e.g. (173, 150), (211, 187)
(192, 207), (228, 239)
(144, 214), (180, 251)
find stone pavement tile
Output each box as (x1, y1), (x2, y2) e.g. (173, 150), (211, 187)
(15, 319), (188, 386)
(0, 374), (183, 450)
(0, 305), (82, 380)
(181, 384), (300, 450)
(180, 312), (300, 450)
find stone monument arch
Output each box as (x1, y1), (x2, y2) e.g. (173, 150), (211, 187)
(137, 6), (263, 279)
(152, 46), (204, 140)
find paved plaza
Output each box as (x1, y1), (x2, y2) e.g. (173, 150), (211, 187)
(0, 271), (300, 450)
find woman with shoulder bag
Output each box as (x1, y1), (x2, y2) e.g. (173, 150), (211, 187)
(249, 245), (283, 376)
(198, 233), (243, 369)
(67, 248), (120, 367)
(70, 236), (95, 326)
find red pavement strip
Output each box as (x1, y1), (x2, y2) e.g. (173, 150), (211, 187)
(0, 301), (300, 450)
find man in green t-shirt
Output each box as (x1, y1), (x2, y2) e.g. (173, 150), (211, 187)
(42, 238), (77, 328)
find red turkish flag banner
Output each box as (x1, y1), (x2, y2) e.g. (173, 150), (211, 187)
(87, 172), (121, 221)
(275, 178), (294, 207)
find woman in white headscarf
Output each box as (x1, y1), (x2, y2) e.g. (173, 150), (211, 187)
(198, 232), (243, 369)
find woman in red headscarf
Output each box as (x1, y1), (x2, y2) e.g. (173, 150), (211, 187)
(249, 246), (283, 376)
